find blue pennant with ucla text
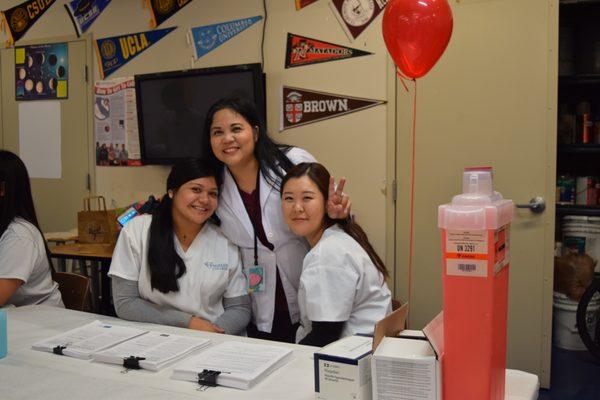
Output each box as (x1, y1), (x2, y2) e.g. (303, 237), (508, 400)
(65, 0), (112, 36)
(190, 16), (262, 60)
(95, 27), (176, 79)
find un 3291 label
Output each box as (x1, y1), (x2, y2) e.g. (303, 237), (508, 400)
(445, 230), (488, 277)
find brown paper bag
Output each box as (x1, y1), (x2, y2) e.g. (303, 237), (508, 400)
(77, 196), (118, 244)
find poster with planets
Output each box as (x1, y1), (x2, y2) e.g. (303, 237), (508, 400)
(15, 43), (68, 101)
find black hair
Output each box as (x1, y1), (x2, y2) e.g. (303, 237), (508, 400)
(0, 150), (52, 266)
(147, 158), (221, 293)
(281, 162), (390, 280)
(202, 95), (294, 188)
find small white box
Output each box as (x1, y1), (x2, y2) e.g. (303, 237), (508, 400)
(314, 335), (373, 400)
(371, 336), (441, 400)
(371, 311), (444, 400)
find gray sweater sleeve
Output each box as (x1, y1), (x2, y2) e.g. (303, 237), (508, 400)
(213, 294), (251, 335)
(111, 276), (251, 334)
(111, 276), (192, 328)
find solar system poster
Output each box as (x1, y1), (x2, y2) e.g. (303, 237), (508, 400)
(15, 43), (68, 101)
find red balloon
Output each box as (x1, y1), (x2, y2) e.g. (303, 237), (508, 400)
(382, 0), (453, 79)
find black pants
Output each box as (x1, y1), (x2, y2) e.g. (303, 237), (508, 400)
(247, 311), (299, 343)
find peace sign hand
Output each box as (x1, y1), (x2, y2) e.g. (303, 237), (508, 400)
(327, 176), (351, 220)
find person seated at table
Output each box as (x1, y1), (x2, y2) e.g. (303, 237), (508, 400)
(0, 150), (63, 308)
(280, 162), (392, 347)
(109, 158), (250, 334)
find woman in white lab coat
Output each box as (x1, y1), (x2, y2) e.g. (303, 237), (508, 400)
(201, 96), (349, 342)
(280, 162), (392, 346)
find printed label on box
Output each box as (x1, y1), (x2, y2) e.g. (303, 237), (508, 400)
(445, 230), (488, 277)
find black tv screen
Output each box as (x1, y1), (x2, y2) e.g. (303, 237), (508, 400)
(135, 63), (265, 164)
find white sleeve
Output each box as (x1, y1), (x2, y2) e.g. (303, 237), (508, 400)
(287, 147), (317, 164)
(108, 227), (142, 282)
(0, 235), (38, 283)
(223, 242), (248, 298)
(300, 254), (359, 322)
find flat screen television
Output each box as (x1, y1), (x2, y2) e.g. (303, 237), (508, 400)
(134, 63), (265, 165)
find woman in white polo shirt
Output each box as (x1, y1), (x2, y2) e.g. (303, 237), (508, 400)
(280, 162), (392, 346)
(109, 158), (250, 335)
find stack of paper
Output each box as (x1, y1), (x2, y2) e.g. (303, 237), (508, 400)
(172, 341), (293, 389)
(32, 320), (147, 359)
(92, 332), (211, 371)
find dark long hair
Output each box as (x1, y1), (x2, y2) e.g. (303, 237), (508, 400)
(0, 150), (52, 265)
(148, 158), (221, 293)
(281, 162), (389, 280)
(202, 95), (293, 188)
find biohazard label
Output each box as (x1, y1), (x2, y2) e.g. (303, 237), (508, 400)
(445, 230), (488, 277)
(493, 225), (510, 275)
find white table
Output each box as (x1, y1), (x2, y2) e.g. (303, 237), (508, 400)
(0, 306), (539, 400)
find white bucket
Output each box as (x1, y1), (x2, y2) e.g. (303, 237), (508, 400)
(553, 292), (600, 351)
(562, 215), (600, 272)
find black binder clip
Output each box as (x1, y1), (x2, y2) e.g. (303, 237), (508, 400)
(122, 356), (146, 371)
(197, 369), (221, 391)
(52, 345), (66, 355)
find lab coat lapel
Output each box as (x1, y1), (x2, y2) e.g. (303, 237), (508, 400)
(259, 171), (275, 213)
(221, 168), (254, 239)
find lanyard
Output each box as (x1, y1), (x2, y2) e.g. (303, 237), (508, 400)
(252, 171), (260, 266)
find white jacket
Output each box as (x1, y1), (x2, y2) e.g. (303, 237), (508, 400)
(216, 147), (316, 332)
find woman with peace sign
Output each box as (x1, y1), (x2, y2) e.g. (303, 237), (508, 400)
(202, 95), (350, 343)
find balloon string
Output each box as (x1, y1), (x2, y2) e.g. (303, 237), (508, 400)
(408, 79), (417, 324)
(396, 68), (410, 92)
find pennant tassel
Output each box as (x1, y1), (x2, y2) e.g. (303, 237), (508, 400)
(144, 0), (157, 28)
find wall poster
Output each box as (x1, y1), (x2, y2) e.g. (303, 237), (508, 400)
(94, 77), (141, 166)
(15, 42), (68, 100)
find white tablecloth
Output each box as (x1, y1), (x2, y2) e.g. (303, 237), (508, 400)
(0, 306), (539, 399)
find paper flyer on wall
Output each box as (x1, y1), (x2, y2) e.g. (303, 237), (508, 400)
(15, 42), (68, 100)
(0, 0), (58, 46)
(94, 77), (141, 166)
(330, 0), (388, 40)
(281, 85), (385, 131)
(295, 0), (319, 10)
(189, 16), (262, 61)
(64, 0), (112, 36)
(94, 27), (176, 79)
(145, 0), (193, 28)
(285, 33), (372, 68)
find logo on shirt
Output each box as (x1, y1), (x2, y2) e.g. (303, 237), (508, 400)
(204, 262), (228, 271)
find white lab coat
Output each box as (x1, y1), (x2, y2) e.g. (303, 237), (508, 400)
(296, 224), (392, 342)
(216, 147), (316, 333)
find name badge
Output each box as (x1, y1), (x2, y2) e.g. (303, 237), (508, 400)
(248, 265), (264, 293)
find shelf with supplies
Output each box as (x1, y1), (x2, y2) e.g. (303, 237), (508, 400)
(560, 0), (600, 7)
(559, 74), (600, 85)
(557, 144), (600, 154)
(556, 204), (600, 216)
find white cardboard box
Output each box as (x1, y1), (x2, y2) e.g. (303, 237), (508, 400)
(372, 336), (441, 400)
(314, 335), (373, 400)
(370, 306), (443, 400)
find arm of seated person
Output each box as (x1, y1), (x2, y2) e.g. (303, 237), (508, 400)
(111, 276), (220, 332)
(299, 321), (345, 347)
(212, 294), (251, 335)
(0, 278), (23, 307)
